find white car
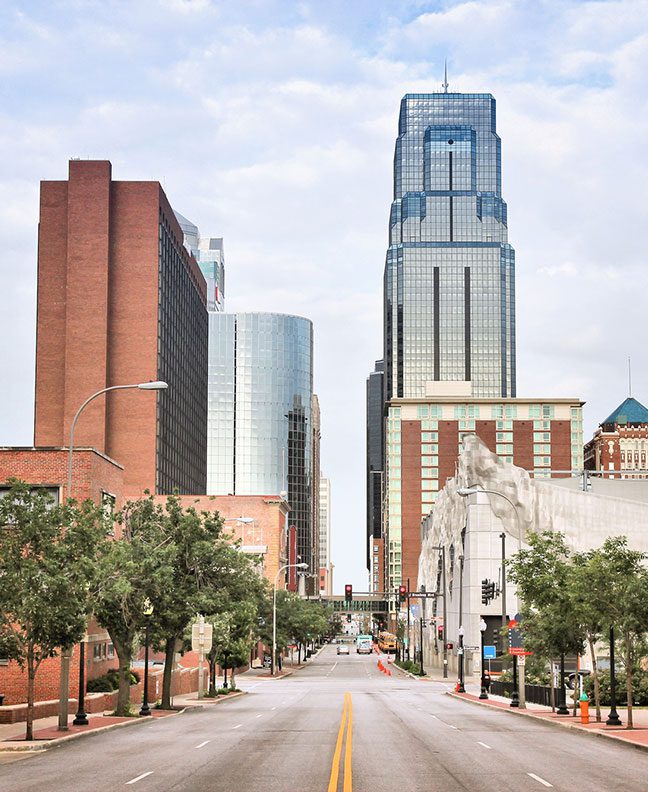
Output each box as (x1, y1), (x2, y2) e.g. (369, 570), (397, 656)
(337, 644), (350, 655)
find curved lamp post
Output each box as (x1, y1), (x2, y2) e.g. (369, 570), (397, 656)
(458, 486), (525, 708)
(272, 563), (308, 676)
(139, 598), (154, 716)
(60, 380), (167, 731)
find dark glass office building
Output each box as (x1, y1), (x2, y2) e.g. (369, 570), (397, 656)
(384, 93), (516, 400)
(366, 360), (384, 574)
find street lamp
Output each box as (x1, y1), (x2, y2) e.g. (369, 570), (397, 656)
(458, 485), (525, 708)
(59, 379), (168, 732)
(272, 563), (308, 676)
(479, 618), (488, 699)
(139, 598), (154, 717)
(458, 626), (465, 693)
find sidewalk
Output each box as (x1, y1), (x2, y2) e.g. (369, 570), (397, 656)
(0, 693), (207, 752)
(395, 662), (648, 753)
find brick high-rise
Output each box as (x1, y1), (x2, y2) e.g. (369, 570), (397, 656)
(34, 160), (208, 496)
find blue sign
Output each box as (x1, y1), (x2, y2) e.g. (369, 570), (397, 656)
(483, 645), (497, 660)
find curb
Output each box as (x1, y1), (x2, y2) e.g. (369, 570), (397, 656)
(0, 703), (203, 753)
(182, 691), (247, 704)
(445, 691), (648, 755)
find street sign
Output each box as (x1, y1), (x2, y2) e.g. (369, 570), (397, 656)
(509, 647), (533, 656)
(191, 619), (213, 653)
(517, 654), (526, 666)
(465, 645), (480, 652)
(483, 645), (497, 660)
(412, 592), (437, 598)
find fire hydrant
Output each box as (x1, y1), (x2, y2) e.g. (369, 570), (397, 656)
(579, 692), (590, 724)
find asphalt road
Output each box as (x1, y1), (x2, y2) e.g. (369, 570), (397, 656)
(2, 645), (648, 791)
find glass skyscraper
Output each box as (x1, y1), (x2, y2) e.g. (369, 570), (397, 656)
(207, 312), (314, 567)
(384, 93), (516, 400)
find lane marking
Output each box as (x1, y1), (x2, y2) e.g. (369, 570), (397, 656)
(327, 692), (352, 792)
(271, 706), (277, 710)
(448, 725), (458, 730)
(477, 741), (492, 750)
(195, 740), (210, 749)
(126, 771), (153, 785)
(429, 714), (438, 719)
(233, 724), (242, 729)
(528, 773), (553, 788)
(256, 713), (263, 718)
(343, 693), (353, 792)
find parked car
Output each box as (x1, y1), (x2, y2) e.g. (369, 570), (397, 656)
(337, 644), (350, 655)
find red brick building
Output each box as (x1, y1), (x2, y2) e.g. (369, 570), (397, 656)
(0, 447), (124, 705)
(584, 397), (648, 478)
(34, 159), (208, 497)
(383, 396), (584, 594)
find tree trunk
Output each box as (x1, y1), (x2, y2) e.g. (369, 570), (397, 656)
(160, 636), (176, 710)
(230, 668), (236, 690)
(113, 639), (133, 716)
(588, 633), (601, 722)
(625, 630), (634, 729)
(26, 646), (35, 741)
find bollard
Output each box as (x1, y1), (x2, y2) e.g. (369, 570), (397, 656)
(580, 693), (589, 724)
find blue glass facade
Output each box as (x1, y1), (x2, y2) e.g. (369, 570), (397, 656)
(384, 93), (516, 399)
(207, 313), (314, 565)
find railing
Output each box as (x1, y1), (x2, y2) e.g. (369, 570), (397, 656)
(490, 680), (555, 708)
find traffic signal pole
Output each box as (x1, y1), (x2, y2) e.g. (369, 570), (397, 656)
(406, 578), (411, 661)
(441, 548), (447, 678)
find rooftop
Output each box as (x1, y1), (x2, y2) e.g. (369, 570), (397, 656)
(602, 397), (648, 427)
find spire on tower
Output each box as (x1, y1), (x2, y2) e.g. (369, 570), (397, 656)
(442, 60), (449, 93)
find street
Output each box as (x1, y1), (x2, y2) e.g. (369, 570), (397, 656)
(2, 645), (648, 791)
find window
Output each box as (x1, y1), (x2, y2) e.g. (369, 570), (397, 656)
(496, 420), (513, 430)
(421, 432), (438, 442)
(421, 444), (438, 454)
(533, 444), (551, 454)
(534, 432), (551, 442)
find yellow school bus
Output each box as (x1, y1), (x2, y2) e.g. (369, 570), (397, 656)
(378, 631), (397, 653)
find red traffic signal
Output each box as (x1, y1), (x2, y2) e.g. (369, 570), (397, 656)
(398, 584), (407, 603)
(344, 584), (353, 601)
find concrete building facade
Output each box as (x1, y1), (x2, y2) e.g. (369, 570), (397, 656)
(34, 160), (208, 496)
(418, 435), (648, 678)
(319, 476), (332, 595)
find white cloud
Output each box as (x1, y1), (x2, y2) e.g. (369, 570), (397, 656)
(1, 0), (648, 591)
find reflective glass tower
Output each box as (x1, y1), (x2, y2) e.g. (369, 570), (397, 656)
(207, 312), (314, 567)
(384, 93), (516, 399)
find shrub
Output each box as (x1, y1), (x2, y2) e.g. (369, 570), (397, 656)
(87, 676), (114, 693)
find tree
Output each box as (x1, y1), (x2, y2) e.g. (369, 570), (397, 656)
(0, 481), (105, 739)
(582, 537), (648, 729)
(507, 531), (586, 708)
(93, 496), (174, 716)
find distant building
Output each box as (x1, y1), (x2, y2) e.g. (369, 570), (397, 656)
(34, 160), (208, 496)
(366, 360), (384, 589)
(310, 395), (321, 592)
(175, 211), (225, 313)
(319, 476), (332, 595)
(207, 313), (315, 577)
(584, 397), (648, 478)
(385, 392), (584, 593)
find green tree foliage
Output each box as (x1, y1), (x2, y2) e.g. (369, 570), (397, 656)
(0, 480), (105, 739)
(93, 496), (174, 716)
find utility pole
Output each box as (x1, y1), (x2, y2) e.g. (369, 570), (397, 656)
(406, 578), (411, 661)
(420, 584), (426, 675)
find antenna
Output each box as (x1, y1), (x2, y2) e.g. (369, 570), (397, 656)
(442, 60), (449, 93)
(628, 356), (632, 398)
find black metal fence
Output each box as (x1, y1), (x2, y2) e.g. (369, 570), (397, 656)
(490, 680), (555, 707)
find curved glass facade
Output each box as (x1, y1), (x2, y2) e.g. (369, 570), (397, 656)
(384, 93), (516, 400)
(207, 312), (313, 564)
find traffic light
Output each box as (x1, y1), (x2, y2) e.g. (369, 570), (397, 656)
(346, 614), (352, 623)
(398, 584), (407, 603)
(481, 578), (490, 605)
(437, 625), (444, 642)
(489, 581), (496, 601)
(344, 583), (353, 603)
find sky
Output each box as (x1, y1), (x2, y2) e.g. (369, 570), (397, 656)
(1, 0), (647, 593)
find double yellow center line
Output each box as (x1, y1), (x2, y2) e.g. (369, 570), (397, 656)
(327, 692), (353, 792)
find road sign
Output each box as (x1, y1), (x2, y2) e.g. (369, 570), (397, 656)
(191, 619), (213, 653)
(465, 645), (480, 652)
(517, 654), (526, 666)
(412, 592), (437, 598)
(509, 647), (533, 656)
(483, 645), (497, 660)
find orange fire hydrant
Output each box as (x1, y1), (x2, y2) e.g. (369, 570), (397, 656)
(580, 693), (590, 724)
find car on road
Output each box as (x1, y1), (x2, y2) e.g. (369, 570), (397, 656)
(337, 644), (350, 655)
